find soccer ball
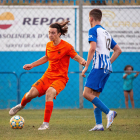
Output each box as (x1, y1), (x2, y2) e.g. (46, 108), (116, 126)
(10, 115), (24, 129)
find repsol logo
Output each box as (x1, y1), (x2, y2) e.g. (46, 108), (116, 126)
(23, 17), (70, 25)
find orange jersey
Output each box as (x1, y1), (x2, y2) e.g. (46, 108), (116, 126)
(43, 39), (77, 81)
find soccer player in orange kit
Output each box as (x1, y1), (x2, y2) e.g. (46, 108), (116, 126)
(9, 21), (86, 130)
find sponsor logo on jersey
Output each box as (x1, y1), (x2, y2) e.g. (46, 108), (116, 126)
(88, 35), (93, 38)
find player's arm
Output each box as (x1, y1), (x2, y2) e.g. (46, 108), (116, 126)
(72, 55), (86, 66)
(110, 44), (122, 64)
(81, 41), (96, 77)
(23, 55), (48, 70)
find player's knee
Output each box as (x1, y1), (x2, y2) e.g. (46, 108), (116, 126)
(26, 88), (39, 100)
(83, 91), (87, 98)
(46, 87), (56, 101)
(25, 92), (33, 100)
(46, 92), (54, 101)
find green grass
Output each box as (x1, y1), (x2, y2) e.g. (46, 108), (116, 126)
(0, 109), (140, 140)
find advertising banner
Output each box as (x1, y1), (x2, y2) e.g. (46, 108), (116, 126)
(0, 6), (75, 51)
(1, 6), (140, 52)
(82, 6), (140, 52)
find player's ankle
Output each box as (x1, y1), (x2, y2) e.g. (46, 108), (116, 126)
(20, 103), (25, 107)
(43, 122), (49, 125)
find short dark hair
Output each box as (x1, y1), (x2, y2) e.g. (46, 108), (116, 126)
(89, 9), (102, 21)
(49, 20), (69, 36)
(124, 65), (133, 71)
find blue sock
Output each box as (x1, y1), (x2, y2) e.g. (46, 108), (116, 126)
(94, 108), (102, 125)
(92, 97), (110, 114)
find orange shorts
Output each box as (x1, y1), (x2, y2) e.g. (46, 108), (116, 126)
(32, 76), (67, 99)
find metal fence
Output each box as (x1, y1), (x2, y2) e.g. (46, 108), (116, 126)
(0, 0), (139, 4)
(0, 4), (140, 109)
(1, 71), (140, 109)
(0, 72), (18, 109)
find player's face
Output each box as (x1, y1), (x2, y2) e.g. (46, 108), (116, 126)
(49, 28), (61, 42)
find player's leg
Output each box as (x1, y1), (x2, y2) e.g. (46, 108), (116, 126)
(89, 91), (104, 131)
(83, 69), (117, 130)
(83, 87), (117, 130)
(124, 90), (129, 109)
(83, 69), (110, 113)
(38, 79), (66, 130)
(38, 87), (56, 130)
(9, 87), (39, 116)
(129, 90), (134, 109)
(83, 87), (110, 114)
(21, 87), (39, 105)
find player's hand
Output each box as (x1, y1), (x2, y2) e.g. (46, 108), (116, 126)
(81, 66), (88, 77)
(23, 64), (33, 70)
(81, 60), (86, 66)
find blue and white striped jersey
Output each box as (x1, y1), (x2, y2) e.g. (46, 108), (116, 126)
(88, 25), (117, 72)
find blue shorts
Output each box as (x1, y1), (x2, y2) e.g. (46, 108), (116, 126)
(85, 69), (110, 92)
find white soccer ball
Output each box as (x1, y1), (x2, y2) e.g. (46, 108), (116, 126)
(10, 115), (24, 129)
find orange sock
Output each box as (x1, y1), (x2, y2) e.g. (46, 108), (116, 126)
(21, 93), (31, 106)
(44, 101), (53, 123)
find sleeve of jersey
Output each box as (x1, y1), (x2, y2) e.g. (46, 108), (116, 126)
(68, 45), (78, 58)
(88, 28), (97, 43)
(111, 38), (117, 49)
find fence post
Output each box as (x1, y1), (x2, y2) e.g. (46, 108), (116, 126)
(17, 76), (20, 104)
(79, 0), (83, 109)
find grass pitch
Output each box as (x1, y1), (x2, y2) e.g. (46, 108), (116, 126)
(0, 109), (140, 140)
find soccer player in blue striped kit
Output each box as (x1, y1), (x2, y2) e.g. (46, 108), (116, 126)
(82, 9), (122, 131)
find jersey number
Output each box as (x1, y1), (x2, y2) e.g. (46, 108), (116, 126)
(105, 37), (111, 50)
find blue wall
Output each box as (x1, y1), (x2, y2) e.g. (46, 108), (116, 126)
(0, 52), (140, 109)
